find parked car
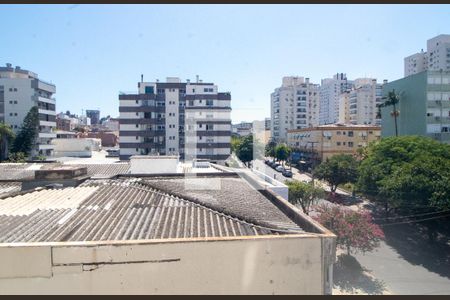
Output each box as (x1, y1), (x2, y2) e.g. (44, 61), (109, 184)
(276, 165), (285, 172)
(272, 163), (281, 169)
(282, 170), (293, 178)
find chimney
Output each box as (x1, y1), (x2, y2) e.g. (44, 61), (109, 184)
(156, 79), (159, 83)
(141, 74), (143, 82)
(186, 79), (190, 84)
(6, 63), (12, 68)
(15, 66), (21, 70)
(196, 75), (199, 83)
(383, 79), (388, 84)
(305, 78), (310, 84)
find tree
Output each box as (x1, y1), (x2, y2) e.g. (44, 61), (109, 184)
(314, 154), (358, 193)
(235, 135), (254, 167)
(231, 135), (242, 153)
(265, 139), (277, 159)
(314, 204), (384, 255)
(357, 136), (450, 215)
(286, 180), (325, 215)
(0, 122), (15, 161)
(377, 89), (400, 137)
(275, 143), (290, 166)
(11, 106), (39, 156)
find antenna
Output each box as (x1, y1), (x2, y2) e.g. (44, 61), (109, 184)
(141, 74), (143, 82)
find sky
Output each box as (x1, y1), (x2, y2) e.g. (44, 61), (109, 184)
(1, 4), (450, 123)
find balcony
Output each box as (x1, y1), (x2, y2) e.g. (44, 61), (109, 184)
(38, 108), (56, 116)
(38, 132), (57, 139)
(37, 96), (56, 105)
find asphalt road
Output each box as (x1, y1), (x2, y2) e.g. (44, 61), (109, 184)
(354, 241), (450, 295)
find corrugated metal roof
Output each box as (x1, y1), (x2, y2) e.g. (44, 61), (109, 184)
(0, 178), (298, 243)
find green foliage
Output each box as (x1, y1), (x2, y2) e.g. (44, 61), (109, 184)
(11, 106), (39, 156)
(0, 122), (15, 161)
(314, 204), (384, 255)
(275, 143), (290, 163)
(265, 139), (277, 158)
(235, 135), (254, 167)
(286, 180), (325, 215)
(34, 155), (47, 161)
(7, 152), (27, 163)
(314, 154), (359, 192)
(357, 136), (450, 213)
(231, 135), (241, 153)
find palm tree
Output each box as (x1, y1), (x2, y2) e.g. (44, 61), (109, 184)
(377, 89), (401, 137)
(0, 122), (15, 161)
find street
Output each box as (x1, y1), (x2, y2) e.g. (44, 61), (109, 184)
(254, 157), (450, 295)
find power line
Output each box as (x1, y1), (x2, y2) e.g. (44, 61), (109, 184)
(378, 213), (450, 227)
(372, 209), (450, 221)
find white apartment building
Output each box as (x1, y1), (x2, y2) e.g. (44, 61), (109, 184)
(270, 76), (320, 142)
(119, 77), (231, 162)
(338, 78), (383, 126)
(404, 34), (450, 77)
(0, 64), (56, 157)
(319, 73), (353, 125)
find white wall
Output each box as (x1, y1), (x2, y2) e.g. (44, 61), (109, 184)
(0, 235), (331, 295)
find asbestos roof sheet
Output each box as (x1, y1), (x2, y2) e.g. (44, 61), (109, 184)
(0, 182), (22, 198)
(140, 176), (303, 232)
(0, 162), (130, 180)
(0, 177), (300, 243)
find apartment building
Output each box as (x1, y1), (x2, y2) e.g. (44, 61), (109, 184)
(270, 76), (320, 142)
(319, 73), (353, 125)
(86, 109), (100, 125)
(119, 77), (231, 162)
(381, 70), (450, 144)
(338, 78), (383, 126)
(0, 64), (56, 157)
(404, 34), (450, 77)
(287, 124), (381, 162)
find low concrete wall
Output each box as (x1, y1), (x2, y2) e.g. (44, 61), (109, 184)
(0, 235), (331, 294)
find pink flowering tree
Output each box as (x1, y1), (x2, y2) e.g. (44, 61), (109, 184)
(313, 204), (384, 255)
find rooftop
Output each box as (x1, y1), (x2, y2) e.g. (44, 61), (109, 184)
(0, 176), (307, 243)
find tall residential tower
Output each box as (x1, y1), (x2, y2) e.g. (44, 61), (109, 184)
(0, 64), (56, 157)
(119, 77), (231, 162)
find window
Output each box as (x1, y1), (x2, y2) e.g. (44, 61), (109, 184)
(135, 124), (139, 128)
(206, 99), (214, 106)
(13, 88), (17, 92)
(136, 112), (139, 116)
(14, 101), (17, 104)
(136, 100), (139, 104)
(337, 142), (341, 146)
(145, 86), (154, 94)
(9, 88), (13, 92)
(348, 131), (354, 137)
(348, 141), (354, 147)
(136, 136), (139, 140)
(9, 101), (12, 104)
(336, 131), (341, 135)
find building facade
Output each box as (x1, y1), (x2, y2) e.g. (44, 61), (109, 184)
(270, 76), (320, 142)
(0, 64), (56, 157)
(404, 34), (450, 77)
(86, 109), (100, 125)
(339, 78), (383, 126)
(319, 73), (353, 125)
(381, 70), (450, 144)
(119, 77), (232, 162)
(287, 124), (381, 162)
